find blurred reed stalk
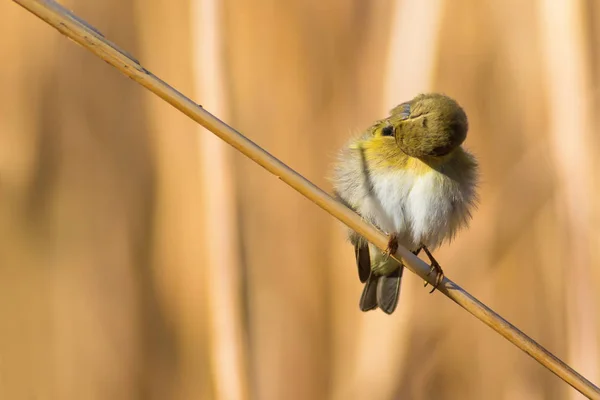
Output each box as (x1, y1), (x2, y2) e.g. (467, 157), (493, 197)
(11, 0), (600, 398)
(347, 1), (445, 398)
(191, 0), (249, 399)
(539, 3), (600, 399)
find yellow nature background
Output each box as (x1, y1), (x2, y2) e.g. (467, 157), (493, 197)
(2, 0), (600, 399)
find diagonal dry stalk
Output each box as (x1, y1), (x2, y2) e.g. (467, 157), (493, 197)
(10, 0), (600, 398)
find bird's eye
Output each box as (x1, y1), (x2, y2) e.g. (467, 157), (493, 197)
(381, 126), (394, 137)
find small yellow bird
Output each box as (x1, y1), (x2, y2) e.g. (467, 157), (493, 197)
(331, 93), (479, 314)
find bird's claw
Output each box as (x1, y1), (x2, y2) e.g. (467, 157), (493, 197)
(423, 261), (444, 293)
(382, 233), (399, 261)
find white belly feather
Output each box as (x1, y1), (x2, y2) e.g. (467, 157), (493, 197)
(357, 169), (468, 251)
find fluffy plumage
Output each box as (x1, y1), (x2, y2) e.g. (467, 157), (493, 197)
(331, 93), (478, 314)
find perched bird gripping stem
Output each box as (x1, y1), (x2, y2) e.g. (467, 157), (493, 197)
(332, 93), (479, 314)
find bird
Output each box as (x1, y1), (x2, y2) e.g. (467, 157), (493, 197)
(331, 93), (479, 314)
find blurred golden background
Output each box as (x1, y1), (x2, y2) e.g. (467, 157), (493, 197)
(2, 0), (600, 399)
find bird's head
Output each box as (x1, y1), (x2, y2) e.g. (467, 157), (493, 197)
(372, 93), (468, 159)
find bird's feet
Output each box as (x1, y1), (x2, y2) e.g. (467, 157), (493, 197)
(412, 245), (423, 257)
(382, 233), (399, 260)
(424, 260), (444, 293)
(421, 245), (444, 293)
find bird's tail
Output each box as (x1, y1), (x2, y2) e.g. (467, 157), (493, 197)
(359, 266), (403, 314)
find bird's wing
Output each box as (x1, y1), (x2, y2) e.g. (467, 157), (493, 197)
(334, 189), (373, 284)
(354, 242), (371, 283)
